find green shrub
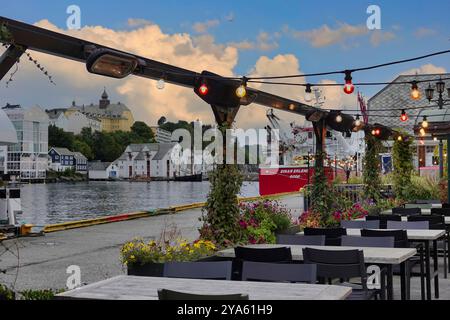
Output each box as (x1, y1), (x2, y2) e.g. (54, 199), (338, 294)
(0, 284), (15, 300)
(20, 289), (63, 300)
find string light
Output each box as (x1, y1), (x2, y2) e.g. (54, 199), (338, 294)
(304, 83), (313, 102)
(411, 81), (421, 100)
(419, 127), (426, 137)
(343, 70), (354, 95)
(335, 112), (343, 123)
(354, 115), (362, 127)
(397, 135), (403, 141)
(422, 116), (429, 128)
(199, 79), (209, 96)
(236, 77), (247, 98)
(400, 109), (408, 122)
(156, 78), (165, 90)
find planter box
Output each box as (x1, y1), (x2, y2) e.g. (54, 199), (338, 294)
(276, 225), (301, 235)
(127, 263), (165, 277)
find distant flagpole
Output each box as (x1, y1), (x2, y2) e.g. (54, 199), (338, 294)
(357, 92), (369, 124)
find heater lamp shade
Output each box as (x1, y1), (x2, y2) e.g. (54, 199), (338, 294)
(86, 49), (139, 79)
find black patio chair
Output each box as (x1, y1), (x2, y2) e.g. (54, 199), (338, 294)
(241, 261), (317, 284)
(303, 227), (347, 246)
(361, 229), (425, 300)
(163, 261), (233, 280)
(366, 215), (401, 229)
(302, 247), (376, 300)
(442, 203), (450, 209)
(386, 221), (429, 230)
(409, 215), (449, 278)
(341, 236), (395, 248)
(341, 236), (395, 300)
(341, 220), (380, 229)
(392, 207), (421, 216)
(158, 289), (249, 300)
(276, 234), (325, 246)
(431, 208), (450, 216)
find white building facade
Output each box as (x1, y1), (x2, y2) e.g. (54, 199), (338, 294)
(151, 127), (173, 144)
(3, 104), (49, 180)
(115, 143), (188, 179)
(88, 162), (119, 180)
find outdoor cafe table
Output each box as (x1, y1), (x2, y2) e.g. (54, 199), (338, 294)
(216, 244), (417, 300)
(55, 275), (352, 300)
(343, 228), (446, 300)
(358, 214), (450, 224)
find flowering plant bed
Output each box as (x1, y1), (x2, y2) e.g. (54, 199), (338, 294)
(332, 203), (369, 222)
(238, 200), (294, 244)
(121, 238), (217, 276)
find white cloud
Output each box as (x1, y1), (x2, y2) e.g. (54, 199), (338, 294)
(127, 18), (153, 28)
(192, 19), (220, 33)
(285, 23), (396, 48)
(229, 32), (279, 52)
(400, 64), (447, 76)
(0, 19), (238, 128)
(414, 27), (437, 38)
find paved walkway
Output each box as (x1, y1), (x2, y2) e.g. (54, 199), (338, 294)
(0, 195), (303, 291)
(1, 193), (449, 300)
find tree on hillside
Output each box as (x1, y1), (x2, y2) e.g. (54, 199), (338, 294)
(131, 121), (155, 143)
(48, 125), (74, 149)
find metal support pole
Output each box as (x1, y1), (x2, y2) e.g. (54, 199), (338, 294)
(447, 135), (450, 204)
(0, 45), (25, 81)
(439, 139), (444, 179)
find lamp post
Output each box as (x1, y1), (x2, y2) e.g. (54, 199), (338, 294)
(425, 78), (450, 109)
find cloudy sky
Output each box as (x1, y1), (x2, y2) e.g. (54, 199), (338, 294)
(1, 0), (449, 129)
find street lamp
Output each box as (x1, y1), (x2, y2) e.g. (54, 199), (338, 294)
(425, 78), (450, 109)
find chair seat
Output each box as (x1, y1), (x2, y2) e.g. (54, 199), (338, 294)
(345, 289), (377, 300)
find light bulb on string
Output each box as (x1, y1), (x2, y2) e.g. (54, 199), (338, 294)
(343, 70), (354, 95)
(199, 80), (209, 96)
(422, 116), (429, 128)
(304, 84), (313, 102)
(411, 81), (421, 100)
(400, 109), (408, 122)
(354, 115), (362, 127)
(419, 128), (426, 137)
(156, 78), (166, 90)
(335, 112), (343, 123)
(236, 77), (247, 98)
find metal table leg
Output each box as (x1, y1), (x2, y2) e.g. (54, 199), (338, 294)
(433, 240), (440, 299)
(386, 265), (393, 300)
(400, 260), (410, 300)
(425, 241), (432, 300)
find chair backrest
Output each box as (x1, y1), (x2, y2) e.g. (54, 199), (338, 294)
(341, 235), (395, 248)
(366, 215), (401, 229)
(387, 220), (429, 230)
(303, 227), (347, 246)
(392, 207), (421, 216)
(431, 208), (450, 217)
(234, 246), (293, 263)
(408, 215), (445, 230)
(157, 289), (249, 300)
(302, 248), (367, 290)
(360, 229), (408, 248)
(163, 261), (233, 280)
(340, 220), (380, 229)
(276, 234), (325, 246)
(442, 203), (450, 209)
(241, 261), (317, 284)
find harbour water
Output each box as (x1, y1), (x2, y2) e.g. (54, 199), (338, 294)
(18, 181), (260, 226)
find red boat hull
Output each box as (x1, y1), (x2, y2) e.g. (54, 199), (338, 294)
(259, 166), (345, 196)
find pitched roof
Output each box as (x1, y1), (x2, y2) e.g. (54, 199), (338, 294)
(153, 143), (178, 160)
(50, 147), (74, 156)
(368, 73), (450, 134)
(88, 162), (111, 171)
(73, 152), (87, 160)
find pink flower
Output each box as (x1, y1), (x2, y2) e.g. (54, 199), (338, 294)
(239, 220), (248, 229)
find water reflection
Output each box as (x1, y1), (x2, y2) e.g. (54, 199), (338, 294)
(19, 181), (260, 225)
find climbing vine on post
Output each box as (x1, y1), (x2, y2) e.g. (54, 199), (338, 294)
(309, 150), (334, 225)
(363, 135), (383, 202)
(392, 133), (414, 202)
(199, 123), (243, 247)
